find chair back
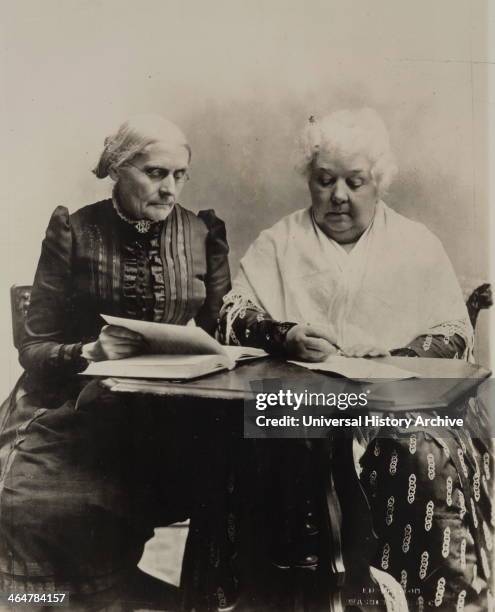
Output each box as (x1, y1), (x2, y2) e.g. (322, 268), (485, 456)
(10, 285), (32, 350)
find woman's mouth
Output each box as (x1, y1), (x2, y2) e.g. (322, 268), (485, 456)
(327, 211), (350, 218)
(149, 201), (174, 207)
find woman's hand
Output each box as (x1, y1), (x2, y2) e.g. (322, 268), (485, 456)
(285, 324), (338, 362)
(343, 344), (390, 358)
(82, 325), (146, 361)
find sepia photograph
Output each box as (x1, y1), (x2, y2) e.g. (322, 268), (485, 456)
(0, 1), (493, 610)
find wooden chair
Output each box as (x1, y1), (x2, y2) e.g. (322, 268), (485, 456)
(10, 285), (32, 350)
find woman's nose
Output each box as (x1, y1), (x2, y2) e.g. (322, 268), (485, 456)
(331, 180), (349, 204)
(159, 174), (176, 195)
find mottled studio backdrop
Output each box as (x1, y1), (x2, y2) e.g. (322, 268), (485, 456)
(1, 0), (492, 396)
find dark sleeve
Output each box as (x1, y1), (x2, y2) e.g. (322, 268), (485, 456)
(194, 210), (232, 336)
(218, 296), (297, 355)
(19, 206), (88, 379)
(391, 334), (466, 358)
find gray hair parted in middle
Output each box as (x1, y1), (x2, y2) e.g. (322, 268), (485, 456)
(93, 114), (191, 179)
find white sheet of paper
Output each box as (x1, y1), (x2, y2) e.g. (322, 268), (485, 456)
(289, 355), (417, 381)
(101, 315), (267, 360)
(102, 314), (225, 355)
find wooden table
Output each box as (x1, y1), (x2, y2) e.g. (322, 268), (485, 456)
(101, 355), (489, 400)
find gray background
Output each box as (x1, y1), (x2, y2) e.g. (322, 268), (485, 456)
(1, 0), (492, 396)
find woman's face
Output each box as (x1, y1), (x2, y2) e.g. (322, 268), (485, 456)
(308, 150), (378, 243)
(112, 141), (190, 222)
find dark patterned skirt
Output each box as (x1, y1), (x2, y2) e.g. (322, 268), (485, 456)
(360, 389), (494, 611)
(0, 376), (199, 596)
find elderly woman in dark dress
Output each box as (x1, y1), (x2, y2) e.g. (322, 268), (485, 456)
(182, 109), (493, 611)
(0, 115), (231, 606)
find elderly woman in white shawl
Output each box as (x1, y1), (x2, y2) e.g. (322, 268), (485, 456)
(214, 110), (492, 611)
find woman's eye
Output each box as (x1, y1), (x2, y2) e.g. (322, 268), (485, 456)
(146, 168), (167, 179)
(318, 176), (335, 187)
(348, 178), (364, 189)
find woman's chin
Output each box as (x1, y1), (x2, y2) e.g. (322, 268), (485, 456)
(322, 224), (356, 242)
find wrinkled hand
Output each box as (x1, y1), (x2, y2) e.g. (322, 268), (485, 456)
(285, 324), (338, 362)
(83, 325), (146, 361)
(343, 344), (390, 358)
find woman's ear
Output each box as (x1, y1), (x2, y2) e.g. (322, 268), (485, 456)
(108, 165), (119, 181)
(369, 169), (381, 198)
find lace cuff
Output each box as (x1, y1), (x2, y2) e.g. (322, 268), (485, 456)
(218, 292), (296, 354)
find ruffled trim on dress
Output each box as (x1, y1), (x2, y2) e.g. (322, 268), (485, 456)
(425, 318), (474, 361)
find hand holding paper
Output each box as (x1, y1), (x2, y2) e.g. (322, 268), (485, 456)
(102, 314), (224, 356)
(83, 324), (146, 361)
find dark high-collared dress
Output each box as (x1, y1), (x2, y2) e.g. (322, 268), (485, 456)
(0, 199), (231, 595)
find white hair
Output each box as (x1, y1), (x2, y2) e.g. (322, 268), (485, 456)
(93, 114), (191, 179)
(297, 108), (398, 194)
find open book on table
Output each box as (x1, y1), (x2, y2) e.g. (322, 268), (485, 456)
(82, 315), (267, 380)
